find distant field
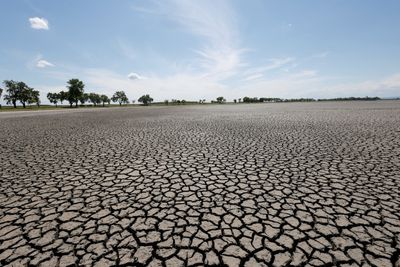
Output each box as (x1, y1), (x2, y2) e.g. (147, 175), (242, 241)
(1, 99), (398, 112)
(0, 101), (399, 266)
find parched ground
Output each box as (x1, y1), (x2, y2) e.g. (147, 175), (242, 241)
(0, 101), (399, 267)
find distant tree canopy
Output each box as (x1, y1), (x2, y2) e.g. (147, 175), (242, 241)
(89, 93), (102, 106)
(46, 90), (112, 108)
(112, 91), (129, 106)
(241, 96), (314, 103)
(29, 89), (41, 107)
(100, 95), (110, 107)
(47, 92), (60, 107)
(216, 96), (226, 104)
(79, 93), (89, 105)
(59, 91), (68, 104)
(138, 94), (153, 106)
(317, 97), (380, 101)
(3, 80), (21, 108)
(67, 79), (85, 107)
(242, 96), (259, 103)
(1, 78), (384, 109)
(2, 80), (40, 108)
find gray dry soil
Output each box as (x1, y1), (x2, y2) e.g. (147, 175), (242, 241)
(0, 101), (399, 267)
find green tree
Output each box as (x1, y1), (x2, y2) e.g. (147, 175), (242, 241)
(89, 93), (101, 106)
(100, 95), (110, 107)
(3, 80), (19, 108)
(138, 94), (153, 106)
(59, 91), (68, 105)
(3, 81), (38, 108)
(0, 88), (3, 108)
(67, 79), (85, 108)
(79, 93), (89, 105)
(28, 90), (40, 107)
(47, 92), (60, 107)
(17, 82), (35, 108)
(111, 91), (129, 106)
(216, 96), (226, 104)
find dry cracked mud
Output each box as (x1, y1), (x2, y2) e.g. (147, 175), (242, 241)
(0, 101), (399, 267)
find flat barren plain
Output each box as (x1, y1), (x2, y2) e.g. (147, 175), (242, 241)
(0, 101), (399, 266)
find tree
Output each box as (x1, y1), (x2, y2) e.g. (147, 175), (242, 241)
(17, 82), (35, 108)
(0, 88), (3, 108)
(234, 99), (237, 103)
(80, 93), (89, 105)
(111, 91), (129, 106)
(88, 93), (101, 106)
(243, 96), (259, 103)
(3, 80), (19, 108)
(216, 96), (226, 104)
(28, 90), (40, 107)
(47, 92), (60, 107)
(59, 91), (68, 104)
(3, 81), (35, 108)
(100, 95), (110, 107)
(67, 79), (85, 107)
(138, 94), (154, 106)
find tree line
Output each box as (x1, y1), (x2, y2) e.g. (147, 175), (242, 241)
(1, 79), (155, 108)
(0, 79), (383, 109)
(0, 80), (40, 108)
(227, 96), (381, 103)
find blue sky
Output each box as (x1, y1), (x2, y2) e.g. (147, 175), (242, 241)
(1, 0), (400, 103)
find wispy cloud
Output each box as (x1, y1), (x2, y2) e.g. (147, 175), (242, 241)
(36, 59), (54, 68)
(136, 0), (244, 80)
(29, 17), (49, 30)
(80, 68), (228, 100)
(127, 72), (143, 80)
(27, 1), (399, 104)
(315, 73), (400, 98)
(242, 57), (296, 80)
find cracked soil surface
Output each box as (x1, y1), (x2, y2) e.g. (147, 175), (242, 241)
(0, 101), (399, 266)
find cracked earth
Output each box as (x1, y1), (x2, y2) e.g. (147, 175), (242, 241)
(0, 101), (400, 267)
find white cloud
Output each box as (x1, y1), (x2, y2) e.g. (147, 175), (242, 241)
(244, 57), (295, 75)
(127, 72), (143, 80)
(79, 68), (231, 101)
(36, 59), (54, 68)
(241, 57), (296, 81)
(27, 1), (397, 103)
(243, 73), (264, 81)
(315, 73), (400, 98)
(29, 17), (49, 30)
(138, 0), (244, 80)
